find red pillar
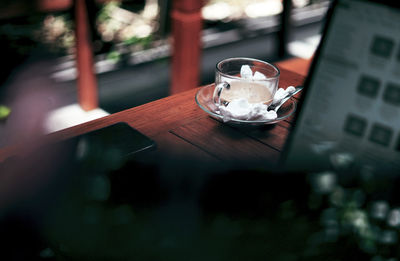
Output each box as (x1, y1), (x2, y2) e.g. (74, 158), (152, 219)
(74, 0), (98, 110)
(170, 0), (203, 94)
(37, 0), (72, 12)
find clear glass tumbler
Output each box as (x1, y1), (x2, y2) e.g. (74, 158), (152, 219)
(213, 57), (280, 107)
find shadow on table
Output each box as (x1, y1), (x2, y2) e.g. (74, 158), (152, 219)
(1, 133), (399, 260)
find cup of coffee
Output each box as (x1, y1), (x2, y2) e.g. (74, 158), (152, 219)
(213, 58), (280, 107)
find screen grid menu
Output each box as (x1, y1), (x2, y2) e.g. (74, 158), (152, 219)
(285, 0), (400, 172)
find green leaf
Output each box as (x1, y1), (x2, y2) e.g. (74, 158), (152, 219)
(123, 36), (140, 46)
(107, 51), (121, 63)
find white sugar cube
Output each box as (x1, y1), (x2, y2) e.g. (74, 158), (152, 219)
(263, 110), (278, 120)
(272, 88), (286, 104)
(240, 65), (253, 79)
(286, 86), (296, 94)
(219, 97), (279, 121)
(272, 86), (296, 105)
(253, 71), (267, 80)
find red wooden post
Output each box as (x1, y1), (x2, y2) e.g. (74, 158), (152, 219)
(170, 0), (203, 94)
(74, 0), (98, 110)
(37, 0), (72, 12)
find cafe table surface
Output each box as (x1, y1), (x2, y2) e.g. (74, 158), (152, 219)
(0, 64), (306, 174)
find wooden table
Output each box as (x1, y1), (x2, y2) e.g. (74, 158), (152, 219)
(3, 60), (400, 261)
(0, 66), (305, 174)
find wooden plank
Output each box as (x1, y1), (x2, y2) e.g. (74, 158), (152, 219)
(134, 131), (222, 175)
(170, 117), (280, 167)
(276, 57), (312, 77)
(152, 131), (219, 163)
(46, 85), (207, 140)
(232, 124), (290, 152)
(49, 69), (303, 138)
(0, 69), (305, 162)
(278, 117), (294, 129)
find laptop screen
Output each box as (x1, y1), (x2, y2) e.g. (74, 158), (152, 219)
(283, 0), (400, 173)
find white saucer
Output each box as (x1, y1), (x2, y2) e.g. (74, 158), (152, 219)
(195, 85), (297, 126)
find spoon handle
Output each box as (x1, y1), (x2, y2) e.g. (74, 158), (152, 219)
(288, 85), (303, 99)
(272, 85), (304, 112)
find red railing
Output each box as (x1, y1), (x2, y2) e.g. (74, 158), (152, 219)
(1, 0), (204, 109)
(2, 0), (298, 109)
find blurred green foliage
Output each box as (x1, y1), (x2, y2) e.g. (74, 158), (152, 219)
(0, 105), (11, 120)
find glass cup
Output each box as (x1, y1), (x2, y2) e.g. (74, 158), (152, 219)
(213, 58), (280, 107)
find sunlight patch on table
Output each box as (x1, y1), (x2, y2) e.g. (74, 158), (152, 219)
(44, 103), (109, 133)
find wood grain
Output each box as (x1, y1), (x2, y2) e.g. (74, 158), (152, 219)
(0, 68), (305, 164)
(171, 117), (280, 166)
(152, 131), (219, 163)
(276, 57), (312, 77)
(231, 124), (290, 152)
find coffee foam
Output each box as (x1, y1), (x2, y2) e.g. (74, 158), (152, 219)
(220, 81), (273, 104)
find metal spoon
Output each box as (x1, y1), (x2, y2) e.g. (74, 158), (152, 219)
(268, 86), (303, 112)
